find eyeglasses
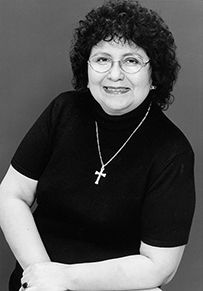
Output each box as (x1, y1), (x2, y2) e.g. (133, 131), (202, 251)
(88, 55), (150, 74)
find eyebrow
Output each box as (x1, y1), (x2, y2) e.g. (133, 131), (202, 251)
(91, 52), (145, 59)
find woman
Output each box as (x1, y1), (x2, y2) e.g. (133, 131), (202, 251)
(0, 0), (195, 291)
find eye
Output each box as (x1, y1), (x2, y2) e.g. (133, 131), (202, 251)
(93, 56), (111, 65)
(123, 57), (142, 66)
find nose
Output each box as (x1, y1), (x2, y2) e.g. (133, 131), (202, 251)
(107, 61), (125, 81)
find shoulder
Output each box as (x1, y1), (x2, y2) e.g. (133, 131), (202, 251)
(141, 105), (195, 175)
(47, 90), (93, 121)
(146, 105), (194, 156)
(51, 90), (90, 110)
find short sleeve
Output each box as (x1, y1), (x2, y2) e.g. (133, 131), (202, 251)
(141, 150), (196, 247)
(11, 99), (57, 180)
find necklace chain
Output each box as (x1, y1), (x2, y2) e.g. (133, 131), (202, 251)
(94, 103), (151, 185)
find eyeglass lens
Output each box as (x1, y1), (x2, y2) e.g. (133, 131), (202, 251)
(89, 55), (148, 74)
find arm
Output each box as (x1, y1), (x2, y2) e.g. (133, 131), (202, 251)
(0, 165), (50, 270)
(67, 241), (185, 289)
(21, 241), (184, 290)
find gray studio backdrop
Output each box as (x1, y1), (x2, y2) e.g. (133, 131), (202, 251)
(0, 0), (202, 290)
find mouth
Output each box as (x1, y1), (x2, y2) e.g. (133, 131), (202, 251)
(103, 86), (130, 94)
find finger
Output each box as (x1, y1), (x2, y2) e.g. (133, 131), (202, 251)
(21, 273), (30, 286)
(20, 281), (30, 291)
(23, 265), (32, 276)
(19, 288), (30, 291)
(22, 282), (29, 289)
(25, 288), (37, 291)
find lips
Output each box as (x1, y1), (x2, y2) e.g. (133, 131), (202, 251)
(103, 86), (130, 94)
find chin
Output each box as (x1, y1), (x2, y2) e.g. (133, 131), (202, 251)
(103, 103), (133, 115)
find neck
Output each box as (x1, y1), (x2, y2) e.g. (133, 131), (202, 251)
(92, 94), (152, 131)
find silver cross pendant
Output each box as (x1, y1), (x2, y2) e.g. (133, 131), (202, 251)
(95, 166), (106, 185)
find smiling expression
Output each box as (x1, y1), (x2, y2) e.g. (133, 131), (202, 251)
(88, 40), (152, 115)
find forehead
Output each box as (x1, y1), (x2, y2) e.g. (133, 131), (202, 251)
(90, 40), (147, 58)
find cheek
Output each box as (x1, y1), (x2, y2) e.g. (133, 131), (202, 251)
(87, 68), (92, 85)
(88, 70), (104, 88)
(88, 69), (97, 86)
(131, 72), (152, 89)
(88, 70), (104, 100)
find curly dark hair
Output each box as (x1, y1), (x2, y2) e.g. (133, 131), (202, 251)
(70, 0), (181, 110)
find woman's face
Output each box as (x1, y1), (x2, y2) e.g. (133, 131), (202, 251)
(88, 40), (152, 115)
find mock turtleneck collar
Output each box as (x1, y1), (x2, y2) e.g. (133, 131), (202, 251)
(91, 92), (152, 131)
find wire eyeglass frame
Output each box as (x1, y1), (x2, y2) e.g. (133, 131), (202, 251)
(88, 56), (150, 74)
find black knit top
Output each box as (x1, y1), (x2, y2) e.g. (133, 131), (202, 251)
(9, 90), (195, 290)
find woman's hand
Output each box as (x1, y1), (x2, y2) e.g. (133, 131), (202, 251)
(20, 262), (70, 291)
